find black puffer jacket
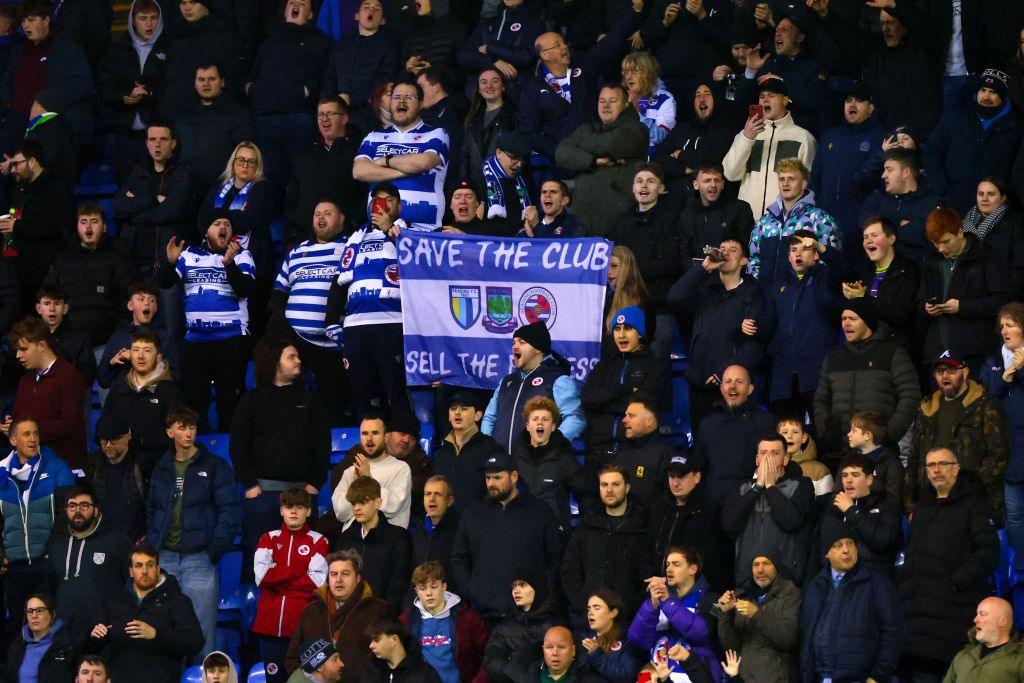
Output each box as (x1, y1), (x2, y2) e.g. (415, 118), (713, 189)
(814, 491), (903, 575)
(320, 31), (397, 107)
(401, 13), (464, 90)
(678, 196), (755, 267)
(560, 503), (654, 616)
(97, 572), (204, 683)
(459, 102), (517, 191)
(608, 201), (687, 315)
(245, 21), (330, 116)
(44, 238), (138, 344)
(286, 133), (361, 242)
(4, 619), (78, 683)
(581, 346), (670, 452)
(483, 590), (565, 683)
(176, 95), (256, 190)
(101, 369), (185, 473)
(646, 485), (733, 592)
(899, 469), (1000, 665)
(159, 13), (247, 121)
(512, 430), (592, 529)
(917, 233), (1009, 363)
(113, 158), (195, 270)
(813, 331), (921, 456)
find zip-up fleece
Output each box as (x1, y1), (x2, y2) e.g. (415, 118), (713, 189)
(253, 522), (329, 638)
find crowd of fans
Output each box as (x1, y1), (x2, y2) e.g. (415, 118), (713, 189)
(4, 0), (1024, 681)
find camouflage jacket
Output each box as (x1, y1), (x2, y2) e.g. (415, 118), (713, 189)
(908, 379), (1010, 521)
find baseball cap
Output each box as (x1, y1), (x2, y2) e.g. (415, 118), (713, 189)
(372, 182), (401, 200)
(845, 81), (873, 103)
(448, 390), (482, 410)
(758, 77), (788, 97)
(483, 451), (517, 473)
(667, 452), (706, 476)
(299, 637), (336, 674)
(931, 348), (965, 369)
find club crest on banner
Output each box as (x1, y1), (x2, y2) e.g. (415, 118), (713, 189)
(449, 285), (482, 330)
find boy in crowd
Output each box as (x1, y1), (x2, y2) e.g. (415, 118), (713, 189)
(254, 488), (330, 683)
(847, 410), (904, 504)
(401, 561), (490, 683)
(98, 282), (177, 389)
(778, 417), (833, 497)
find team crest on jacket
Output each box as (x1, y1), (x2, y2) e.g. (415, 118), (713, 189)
(450, 285), (482, 330)
(510, 22), (522, 31)
(384, 264), (399, 284)
(297, 545), (310, 556)
(93, 553), (105, 565)
(483, 286), (517, 334)
(519, 287), (557, 328)
(341, 247), (355, 269)
(532, 377), (544, 387)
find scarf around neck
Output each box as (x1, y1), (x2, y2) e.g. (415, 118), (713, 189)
(541, 64), (572, 103)
(214, 179), (253, 211)
(483, 154), (532, 220)
(963, 203), (1007, 241)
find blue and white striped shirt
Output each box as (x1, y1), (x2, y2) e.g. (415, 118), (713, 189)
(176, 246), (255, 342)
(275, 238), (346, 348)
(336, 224), (402, 328)
(356, 121), (449, 232)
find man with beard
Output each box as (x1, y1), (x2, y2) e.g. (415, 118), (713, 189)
(907, 349), (1009, 519)
(679, 163), (755, 265)
(945, 598), (1024, 679)
(352, 79), (449, 232)
(332, 413), (413, 528)
(86, 414), (147, 542)
(382, 413), (432, 521)
(925, 69), (1021, 214)
(159, 213), (254, 433)
(451, 452), (565, 621)
(716, 551), (801, 683)
(270, 200), (349, 421)
(90, 544), (204, 683)
(655, 85), (737, 195)
(47, 487), (131, 639)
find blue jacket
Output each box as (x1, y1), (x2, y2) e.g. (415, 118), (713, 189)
(145, 444), (241, 562)
(0, 448), (74, 562)
(579, 631), (646, 683)
(762, 252), (845, 402)
(857, 185), (942, 267)
(981, 355), (1024, 483)
(800, 561), (903, 683)
(811, 115), (887, 254)
(923, 99), (1022, 214)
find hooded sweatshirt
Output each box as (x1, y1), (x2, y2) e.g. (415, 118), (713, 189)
(127, 0), (164, 131)
(17, 617), (64, 683)
(414, 591), (462, 683)
(201, 650), (240, 683)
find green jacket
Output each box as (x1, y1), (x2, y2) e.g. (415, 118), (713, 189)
(944, 634), (1024, 682)
(908, 379), (1010, 521)
(554, 108), (648, 236)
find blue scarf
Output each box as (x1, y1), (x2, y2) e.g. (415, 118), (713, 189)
(213, 179), (253, 211)
(483, 154), (532, 220)
(541, 64), (571, 103)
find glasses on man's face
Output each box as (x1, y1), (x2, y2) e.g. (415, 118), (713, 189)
(317, 111), (344, 119)
(925, 461), (957, 470)
(65, 502), (95, 512)
(8, 159), (25, 168)
(234, 157), (258, 168)
(933, 366), (962, 376)
(24, 607), (49, 616)
(540, 41), (565, 53)
(98, 436), (126, 445)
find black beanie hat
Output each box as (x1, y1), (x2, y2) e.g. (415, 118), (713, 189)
(842, 298), (879, 334)
(513, 321), (552, 356)
(510, 566), (550, 609)
(820, 520), (855, 560)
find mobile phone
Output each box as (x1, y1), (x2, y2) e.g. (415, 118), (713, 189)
(371, 197), (388, 215)
(748, 104), (765, 119)
(927, 297), (940, 305)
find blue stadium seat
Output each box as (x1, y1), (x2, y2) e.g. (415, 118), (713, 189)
(248, 663), (268, 683)
(994, 529), (1016, 598)
(331, 427), (359, 464)
(198, 434), (232, 466)
(659, 413), (690, 449)
(181, 666), (203, 683)
(217, 550), (243, 615)
(420, 422), (434, 457)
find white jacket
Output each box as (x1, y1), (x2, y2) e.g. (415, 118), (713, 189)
(332, 454), (413, 528)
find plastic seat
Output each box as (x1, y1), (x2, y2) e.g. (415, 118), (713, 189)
(993, 529), (1016, 598)
(181, 666), (203, 683)
(197, 434), (232, 466)
(330, 427), (360, 464)
(248, 663), (268, 683)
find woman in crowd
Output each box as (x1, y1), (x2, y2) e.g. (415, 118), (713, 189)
(982, 302), (1024, 569)
(199, 141), (275, 335)
(964, 176), (1024, 298)
(483, 570), (564, 683)
(621, 51), (676, 158)
(603, 246), (652, 358)
(460, 67), (517, 191)
(580, 589), (646, 683)
(5, 594), (77, 682)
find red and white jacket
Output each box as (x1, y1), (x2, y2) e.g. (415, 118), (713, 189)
(252, 523), (329, 637)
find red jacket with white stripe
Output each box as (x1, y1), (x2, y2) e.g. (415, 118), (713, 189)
(253, 523), (329, 637)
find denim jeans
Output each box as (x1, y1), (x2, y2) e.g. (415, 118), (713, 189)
(1007, 482), (1024, 569)
(160, 550), (219, 661)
